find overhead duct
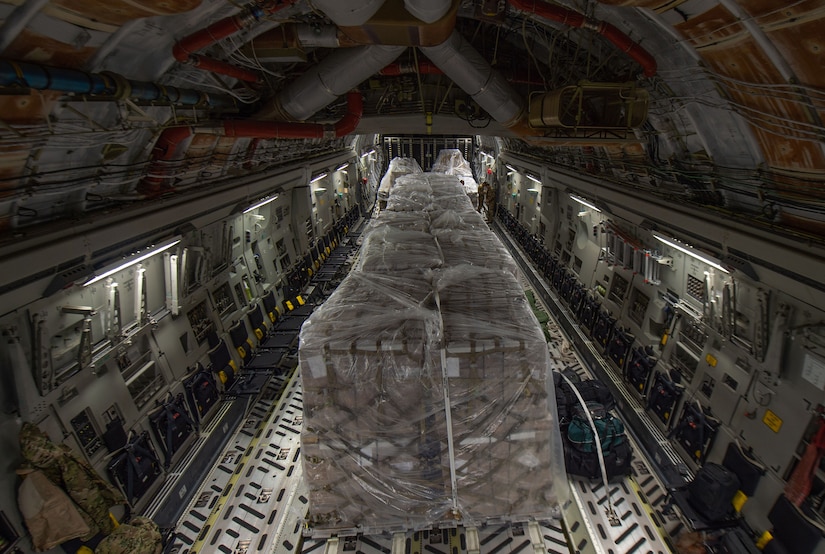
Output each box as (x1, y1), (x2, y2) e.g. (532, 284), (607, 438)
(222, 90), (363, 139)
(404, 0), (452, 23)
(0, 0), (49, 53)
(337, 0), (458, 46)
(259, 44), (406, 120)
(313, 0), (387, 26)
(419, 30), (524, 127)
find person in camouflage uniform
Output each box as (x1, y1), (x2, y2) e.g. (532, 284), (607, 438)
(18, 422), (124, 540)
(95, 516), (162, 554)
(484, 180), (496, 221)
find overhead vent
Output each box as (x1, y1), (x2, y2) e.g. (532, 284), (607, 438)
(337, 0), (459, 46)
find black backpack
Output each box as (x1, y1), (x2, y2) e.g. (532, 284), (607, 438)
(687, 463), (740, 522)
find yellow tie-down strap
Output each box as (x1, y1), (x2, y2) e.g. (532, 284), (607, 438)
(296, 295), (305, 305)
(285, 300), (294, 311)
(254, 328), (264, 341)
(236, 345), (246, 359)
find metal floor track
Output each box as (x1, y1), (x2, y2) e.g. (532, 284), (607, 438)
(165, 371), (304, 554)
(500, 224), (685, 554)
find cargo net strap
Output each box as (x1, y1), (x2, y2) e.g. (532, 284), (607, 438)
(433, 283), (461, 517)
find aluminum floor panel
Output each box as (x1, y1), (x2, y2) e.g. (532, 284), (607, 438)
(166, 371), (304, 554)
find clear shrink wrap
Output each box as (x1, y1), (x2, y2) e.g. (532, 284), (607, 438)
(300, 172), (567, 534)
(386, 192), (435, 213)
(431, 149), (472, 176)
(356, 226), (442, 274)
(429, 209), (486, 231)
(435, 265), (559, 520)
(429, 150), (479, 205)
(378, 157), (423, 200)
(365, 211), (430, 233)
(433, 228), (518, 276)
(300, 272), (451, 530)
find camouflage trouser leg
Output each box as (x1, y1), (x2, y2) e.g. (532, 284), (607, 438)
(96, 516), (162, 554)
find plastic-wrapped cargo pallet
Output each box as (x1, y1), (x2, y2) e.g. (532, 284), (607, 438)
(300, 172), (567, 534)
(430, 149), (478, 204)
(377, 157), (423, 205)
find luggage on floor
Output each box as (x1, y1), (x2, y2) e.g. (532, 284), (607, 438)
(687, 462), (740, 522)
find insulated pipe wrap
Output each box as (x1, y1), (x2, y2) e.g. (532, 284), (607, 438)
(0, 60), (114, 94)
(0, 60), (237, 108)
(404, 0), (452, 23)
(419, 31), (524, 126)
(275, 44), (406, 121)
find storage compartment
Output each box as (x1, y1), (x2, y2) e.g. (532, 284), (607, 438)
(528, 82), (649, 129)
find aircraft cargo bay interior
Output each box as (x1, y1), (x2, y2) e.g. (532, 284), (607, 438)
(0, 1), (824, 553)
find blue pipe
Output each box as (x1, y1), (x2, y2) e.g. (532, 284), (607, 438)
(0, 59), (236, 109)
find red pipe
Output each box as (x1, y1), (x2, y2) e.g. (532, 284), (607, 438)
(172, 1), (297, 83)
(138, 126), (194, 195)
(510, 0), (585, 27)
(244, 137), (262, 169)
(173, 16), (246, 63)
(138, 91), (362, 196)
(509, 0), (657, 77)
(595, 21), (657, 78)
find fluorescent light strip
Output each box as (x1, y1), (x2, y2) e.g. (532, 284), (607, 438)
(527, 174), (541, 184)
(310, 172), (328, 183)
(336, 163), (349, 171)
(569, 194), (601, 213)
(652, 231), (729, 273)
(243, 194), (279, 214)
(85, 237), (181, 286)
(360, 148), (375, 158)
(505, 164), (517, 172)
